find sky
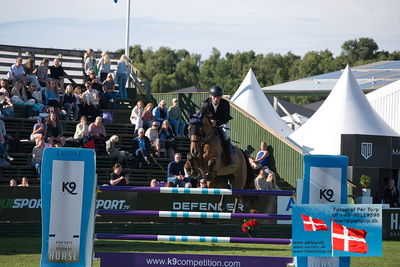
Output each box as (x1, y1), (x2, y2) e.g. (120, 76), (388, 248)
(1, 0), (399, 59)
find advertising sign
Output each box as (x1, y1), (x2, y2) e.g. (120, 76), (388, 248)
(40, 148), (96, 267)
(382, 208), (400, 240)
(292, 204), (382, 257)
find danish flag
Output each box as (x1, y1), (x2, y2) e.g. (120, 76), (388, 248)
(300, 214), (328, 231)
(331, 222), (368, 254)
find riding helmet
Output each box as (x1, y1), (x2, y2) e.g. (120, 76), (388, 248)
(209, 86), (224, 97)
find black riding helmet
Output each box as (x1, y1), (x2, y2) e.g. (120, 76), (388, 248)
(209, 85), (224, 97)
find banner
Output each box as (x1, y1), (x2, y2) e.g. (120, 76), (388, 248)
(382, 208), (400, 240)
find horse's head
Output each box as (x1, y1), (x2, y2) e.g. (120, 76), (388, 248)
(188, 111), (212, 157)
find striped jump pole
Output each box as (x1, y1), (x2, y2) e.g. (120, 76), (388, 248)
(97, 210), (292, 220)
(98, 186), (295, 196)
(96, 233), (291, 245)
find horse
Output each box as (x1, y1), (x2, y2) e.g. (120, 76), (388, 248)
(187, 112), (255, 212)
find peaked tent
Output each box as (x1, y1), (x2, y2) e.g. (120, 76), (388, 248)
(367, 79), (400, 134)
(288, 65), (398, 155)
(231, 69), (293, 137)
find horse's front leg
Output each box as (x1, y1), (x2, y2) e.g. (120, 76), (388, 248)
(205, 158), (217, 181)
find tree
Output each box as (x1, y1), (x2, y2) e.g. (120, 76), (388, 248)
(341, 37), (378, 64)
(175, 56), (200, 89)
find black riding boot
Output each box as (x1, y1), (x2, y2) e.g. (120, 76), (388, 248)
(225, 138), (236, 167)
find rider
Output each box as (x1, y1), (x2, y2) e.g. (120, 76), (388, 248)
(201, 85), (235, 167)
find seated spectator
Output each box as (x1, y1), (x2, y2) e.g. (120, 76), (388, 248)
(24, 57), (42, 89)
(184, 182), (192, 188)
(168, 98), (186, 137)
(0, 119), (18, 153)
(130, 101), (144, 132)
(0, 129), (13, 162)
(109, 163), (129, 186)
(31, 138), (45, 178)
(74, 86), (83, 117)
(18, 177), (29, 187)
(87, 69), (102, 91)
(62, 85), (79, 121)
(142, 103), (154, 129)
(45, 80), (62, 116)
(254, 169), (280, 190)
(159, 120), (176, 158)
(10, 80), (31, 104)
(149, 179), (157, 187)
(249, 156), (262, 170)
(106, 135), (133, 163)
(88, 116), (106, 144)
(74, 116), (89, 146)
(26, 83), (45, 113)
(255, 141), (270, 168)
(383, 178), (399, 207)
(145, 121), (160, 157)
(199, 178), (208, 188)
(98, 51), (111, 82)
(30, 117), (47, 142)
(49, 58), (65, 93)
(0, 79), (14, 117)
(7, 57), (25, 86)
(82, 81), (101, 121)
(152, 100), (168, 125)
(35, 58), (50, 87)
(101, 73), (117, 109)
(9, 179), (17, 187)
(132, 128), (151, 166)
(167, 153), (191, 187)
(45, 112), (65, 146)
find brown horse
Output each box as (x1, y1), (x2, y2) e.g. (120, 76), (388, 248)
(188, 113), (254, 212)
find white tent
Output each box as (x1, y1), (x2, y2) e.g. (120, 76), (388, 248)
(288, 65), (398, 155)
(231, 69), (293, 137)
(367, 79), (400, 134)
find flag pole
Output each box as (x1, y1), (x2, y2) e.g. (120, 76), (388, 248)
(125, 0), (131, 57)
(330, 219), (334, 257)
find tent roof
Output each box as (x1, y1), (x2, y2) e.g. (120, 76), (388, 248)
(288, 65), (399, 155)
(231, 69), (293, 137)
(262, 61), (400, 95)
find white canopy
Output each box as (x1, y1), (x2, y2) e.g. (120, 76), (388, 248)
(231, 69), (293, 137)
(288, 65), (398, 155)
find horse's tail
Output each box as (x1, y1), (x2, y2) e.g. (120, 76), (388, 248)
(239, 149), (259, 208)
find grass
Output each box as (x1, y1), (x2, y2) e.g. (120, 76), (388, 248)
(0, 237), (398, 266)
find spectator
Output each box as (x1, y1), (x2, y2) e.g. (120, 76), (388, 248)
(166, 153), (190, 187)
(88, 116), (106, 145)
(83, 48), (96, 80)
(62, 85), (79, 121)
(0, 128), (13, 162)
(132, 128), (151, 166)
(165, 181), (174, 187)
(35, 58), (50, 87)
(74, 116), (89, 146)
(142, 103), (154, 129)
(101, 73), (117, 109)
(74, 86), (83, 117)
(383, 178), (399, 207)
(18, 177), (30, 187)
(49, 58), (65, 93)
(0, 79), (14, 117)
(150, 179), (157, 187)
(109, 163), (129, 186)
(184, 182), (192, 188)
(23, 57), (42, 89)
(159, 120), (176, 158)
(0, 119), (17, 153)
(9, 179), (17, 187)
(30, 82), (44, 105)
(81, 81), (100, 121)
(97, 51), (111, 82)
(87, 69), (102, 91)
(106, 135), (133, 163)
(10, 80), (30, 104)
(152, 100), (168, 125)
(31, 138), (45, 177)
(30, 117), (46, 142)
(145, 121), (160, 157)
(45, 112), (65, 146)
(254, 169), (279, 190)
(255, 142), (270, 168)
(45, 80), (62, 114)
(249, 157), (262, 170)
(7, 57), (25, 86)
(168, 98), (185, 137)
(199, 178), (208, 188)
(116, 54), (131, 99)
(130, 101), (144, 132)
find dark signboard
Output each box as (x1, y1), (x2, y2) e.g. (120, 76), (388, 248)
(0, 186), (249, 223)
(392, 137), (400, 168)
(341, 134), (392, 168)
(382, 208), (400, 240)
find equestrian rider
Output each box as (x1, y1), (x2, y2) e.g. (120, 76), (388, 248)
(201, 85), (235, 167)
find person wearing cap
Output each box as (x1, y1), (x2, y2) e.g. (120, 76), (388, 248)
(200, 85), (235, 166)
(168, 98), (186, 137)
(152, 100), (168, 125)
(132, 127), (151, 167)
